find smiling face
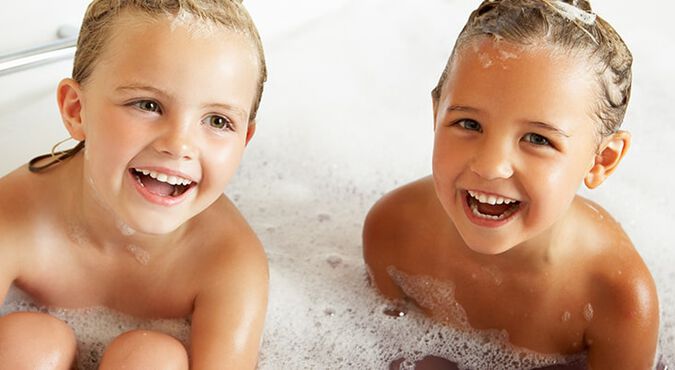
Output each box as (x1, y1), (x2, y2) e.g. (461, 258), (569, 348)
(432, 39), (600, 255)
(68, 11), (259, 235)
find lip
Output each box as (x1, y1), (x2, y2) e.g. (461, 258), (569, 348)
(132, 166), (198, 184)
(460, 189), (522, 228)
(128, 168), (196, 207)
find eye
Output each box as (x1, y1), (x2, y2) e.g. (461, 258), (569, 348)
(202, 114), (233, 131)
(523, 133), (552, 146)
(132, 100), (162, 113)
(454, 119), (482, 132)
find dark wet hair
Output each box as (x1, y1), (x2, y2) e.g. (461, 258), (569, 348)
(431, 0), (632, 138)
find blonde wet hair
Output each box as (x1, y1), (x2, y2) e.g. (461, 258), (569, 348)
(30, 0), (266, 173)
(76, 0), (266, 120)
(432, 0), (632, 137)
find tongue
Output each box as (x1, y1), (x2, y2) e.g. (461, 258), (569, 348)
(141, 175), (175, 197)
(477, 202), (512, 216)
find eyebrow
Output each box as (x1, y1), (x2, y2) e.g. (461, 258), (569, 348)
(526, 121), (571, 138)
(116, 84), (172, 99)
(202, 103), (249, 122)
(447, 105), (570, 138)
(115, 84), (249, 121)
(446, 105), (482, 114)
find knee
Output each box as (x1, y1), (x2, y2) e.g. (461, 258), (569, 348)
(0, 312), (77, 370)
(99, 329), (188, 370)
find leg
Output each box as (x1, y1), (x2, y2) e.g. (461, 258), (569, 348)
(98, 329), (188, 370)
(0, 312), (77, 370)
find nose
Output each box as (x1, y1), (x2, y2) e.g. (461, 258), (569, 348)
(469, 140), (514, 180)
(152, 118), (197, 161)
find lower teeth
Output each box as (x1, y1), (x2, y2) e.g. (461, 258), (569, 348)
(469, 202), (515, 220)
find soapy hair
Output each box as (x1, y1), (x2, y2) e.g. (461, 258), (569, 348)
(432, 0), (632, 137)
(30, 0), (265, 173)
(75, 0), (266, 121)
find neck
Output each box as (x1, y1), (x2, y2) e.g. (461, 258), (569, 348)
(59, 154), (186, 261)
(466, 215), (572, 274)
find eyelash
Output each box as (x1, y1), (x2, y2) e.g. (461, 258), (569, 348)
(202, 114), (235, 132)
(522, 132), (552, 147)
(453, 119), (483, 132)
(452, 119), (555, 148)
(129, 100), (235, 132)
(132, 99), (162, 114)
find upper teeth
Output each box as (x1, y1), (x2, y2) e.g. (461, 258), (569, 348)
(467, 190), (518, 205)
(135, 169), (192, 186)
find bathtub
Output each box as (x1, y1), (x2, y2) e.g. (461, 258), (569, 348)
(1, 0), (673, 368)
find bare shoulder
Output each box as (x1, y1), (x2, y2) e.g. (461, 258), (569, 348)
(0, 165), (41, 298)
(192, 195), (268, 282)
(0, 165), (37, 220)
(572, 196), (659, 368)
(188, 195), (268, 368)
(363, 176), (445, 299)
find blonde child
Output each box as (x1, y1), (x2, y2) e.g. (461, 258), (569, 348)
(0, 0), (268, 368)
(363, 0), (660, 368)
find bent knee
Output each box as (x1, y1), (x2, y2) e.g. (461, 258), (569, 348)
(0, 312), (77, 370)
(99, 329), (188, 370)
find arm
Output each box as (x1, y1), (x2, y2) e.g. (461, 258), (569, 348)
(0, 200), (20, 304)
(585, 264), (659, 370)
(362, 192), (408, 301)
(189, 235), (268, 370)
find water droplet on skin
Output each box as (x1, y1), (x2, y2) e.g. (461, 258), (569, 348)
(482, 265), (503, 286)
(127, 244), (150, 266)
(67, 221), (89, 246)
(583, 303), (594, 321)
(326, 255), (342, 268)
(561, 311), (571, 322)
(116, 220), (135, 236)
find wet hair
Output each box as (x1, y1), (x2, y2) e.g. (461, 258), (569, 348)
(30, 0), (266, 173)
(431, 0), (632, 138)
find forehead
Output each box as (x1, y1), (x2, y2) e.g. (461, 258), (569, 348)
(100, 9), (258, 64)
(88, 10), (259, 111)
(442, 39), (597, 126)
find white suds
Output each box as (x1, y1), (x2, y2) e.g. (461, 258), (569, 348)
(545, 0), (597, 25)
(126, 244), (150, 266)
(583, 303), (594, 322)
(116, 220), (136, 237)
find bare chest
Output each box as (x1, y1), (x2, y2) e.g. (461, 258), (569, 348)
(16, 241), (197, 318)
(391, 261), (591, 355)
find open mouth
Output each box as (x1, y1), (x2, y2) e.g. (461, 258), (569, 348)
(130, 168), (196, 198)
(465, 190), (521, 221)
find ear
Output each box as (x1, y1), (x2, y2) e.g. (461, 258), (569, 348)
(57, 78), (86, 141)
(245, 121), (256, 146)
(584, 131), (631, 189)
(432, 94), (439, 131)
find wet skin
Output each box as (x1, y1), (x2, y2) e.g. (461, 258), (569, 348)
(0, 11), (267, 369)
(364, 39), (659, 369)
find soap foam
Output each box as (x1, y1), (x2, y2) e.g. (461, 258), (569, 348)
(1, 0), (673, 368)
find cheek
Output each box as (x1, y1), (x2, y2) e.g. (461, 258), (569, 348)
(201, 141), (246, 187)
(432, 135), (469, 182)
(523, 158), (586, 219)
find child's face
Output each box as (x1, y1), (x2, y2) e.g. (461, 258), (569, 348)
(432, 39), (599, 255)
(75, 13), (259, 234)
